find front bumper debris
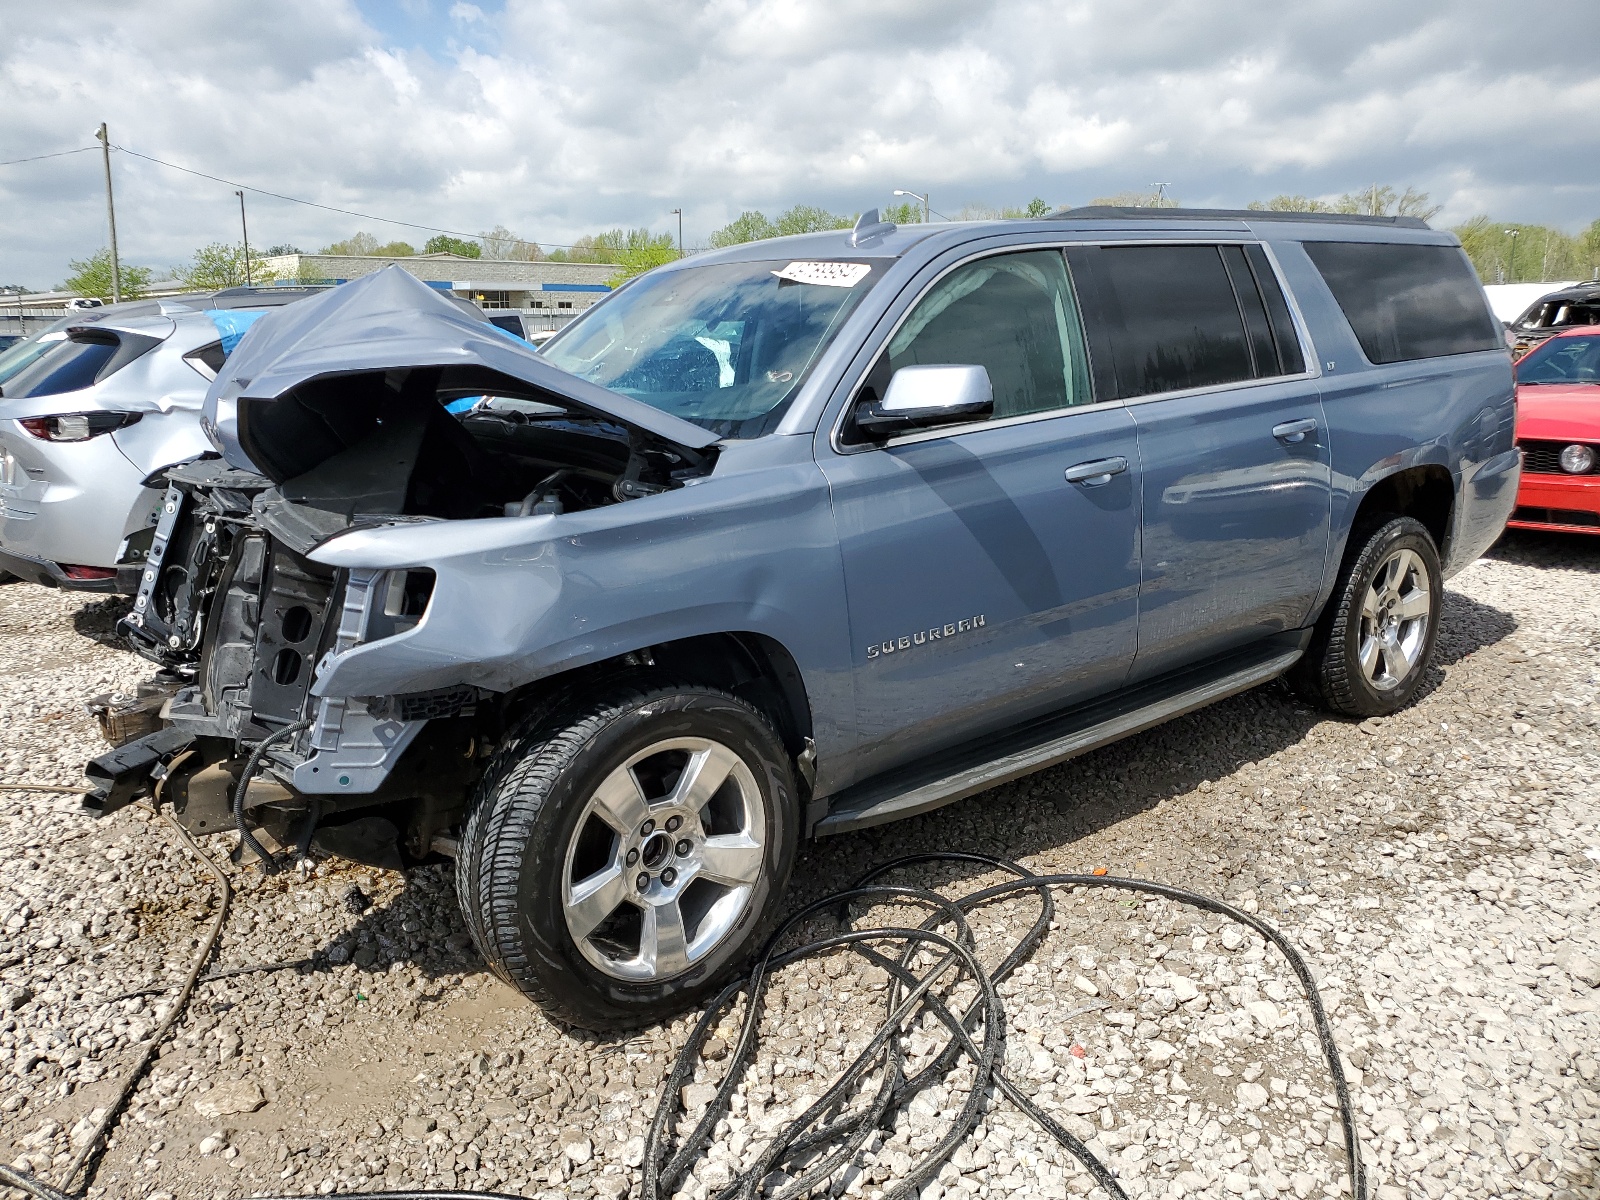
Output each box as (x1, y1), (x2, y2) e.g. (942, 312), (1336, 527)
(83, 727), (196, 818)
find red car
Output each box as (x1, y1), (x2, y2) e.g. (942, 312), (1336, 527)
(1510, 325), (1600, 535)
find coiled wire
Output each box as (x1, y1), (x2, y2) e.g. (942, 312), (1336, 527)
(0, 849), (1365, 1200)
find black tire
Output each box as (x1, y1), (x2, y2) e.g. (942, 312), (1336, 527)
(1289, 515), (1443, 718)
(456, 676), (797, 1030)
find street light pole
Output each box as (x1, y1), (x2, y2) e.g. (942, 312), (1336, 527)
(94, 123), (121, 304)
(670, 208), (683, 256)
(1504, 229), (1520, 283)
(1151, 182), (1172, 206)
(236, 190), (253, 286)
(893, 189), (930, 223)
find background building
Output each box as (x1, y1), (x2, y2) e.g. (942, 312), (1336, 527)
(254, 251), (614, 329)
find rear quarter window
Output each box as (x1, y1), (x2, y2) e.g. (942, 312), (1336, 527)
(1303, 241), (1502, 365)
(0, 328), (162, 398)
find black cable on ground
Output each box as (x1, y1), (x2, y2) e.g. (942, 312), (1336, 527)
(0, 844), (1368, 1200)
(0, 811), (232, 1200)
(233, 720), (313, 874)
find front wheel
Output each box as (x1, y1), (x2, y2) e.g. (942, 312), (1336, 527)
(456, 679), (797, 1029)
(1289, 515), (1443, 717)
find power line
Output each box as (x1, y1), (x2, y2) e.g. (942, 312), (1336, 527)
(109, 142), (584, 251)
(0, 146), (98, 168)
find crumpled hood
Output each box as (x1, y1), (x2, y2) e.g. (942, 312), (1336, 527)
(202, 265), (720, 472)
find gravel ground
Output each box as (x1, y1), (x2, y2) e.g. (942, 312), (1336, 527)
(2, 530), (1597, 1200)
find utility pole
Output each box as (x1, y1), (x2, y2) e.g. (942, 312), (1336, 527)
(670, 207), (683, 256)
(1504, 229), (1520, 283)
(235, 190), (253, 285)
(95, 123), (121, 304)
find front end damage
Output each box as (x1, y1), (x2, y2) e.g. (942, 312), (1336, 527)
(84, 268), (720, 864)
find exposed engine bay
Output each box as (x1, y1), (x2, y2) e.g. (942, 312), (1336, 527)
(85, 360), (717, 864)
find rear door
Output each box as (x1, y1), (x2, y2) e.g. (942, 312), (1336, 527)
(1067, 241), (1331, 681)
(818, 248), (1142, 783)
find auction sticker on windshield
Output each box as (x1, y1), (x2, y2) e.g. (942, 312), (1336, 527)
(772, 262), (872, 288)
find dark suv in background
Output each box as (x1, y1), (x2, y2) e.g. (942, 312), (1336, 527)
(89, 206), (1517, 1028)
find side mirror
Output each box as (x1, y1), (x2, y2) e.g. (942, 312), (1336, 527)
(853, 364), (994, 437)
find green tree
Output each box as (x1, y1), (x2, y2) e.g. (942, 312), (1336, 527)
(320, 231), (415, 256)
(1334, 185), (1441, 221)
(604, 230), (680, 285)
(883, 202), (922, 225)
(263, 243), (303, 256)
(1451, 217), (1589, 284)
(773, 205), (852, 236)
(1089, 189), (1178, 208)
(709, 211), (779, 247)
(479, 225), (540, 261)
(423, 234), (482, 258)
(1024, 197), (1051, 218)
(1247, 195), (1337, 213)
(60, 248), (153, 300)
(178, 242), (255, 290)
(1580, 219), (1600, 280)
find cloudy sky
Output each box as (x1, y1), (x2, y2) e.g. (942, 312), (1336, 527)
(3, 0), (1598, 289)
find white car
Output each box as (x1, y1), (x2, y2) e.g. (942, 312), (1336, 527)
(0, 288), (324, 591)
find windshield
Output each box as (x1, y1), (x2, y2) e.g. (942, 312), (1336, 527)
(540, 258), (883, 438)
(0, 318), (76, 388)
(1517, 334), (1600, 384)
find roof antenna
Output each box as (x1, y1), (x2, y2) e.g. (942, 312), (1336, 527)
(850, 208), (897, 248)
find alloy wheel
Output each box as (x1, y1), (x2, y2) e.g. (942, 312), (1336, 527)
(1358, 547), (1432, 692)
(561, 736), (766, 982)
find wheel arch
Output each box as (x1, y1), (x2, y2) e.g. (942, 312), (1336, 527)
(497, 630), (815, 767)
(1348, 463), (1455, 557)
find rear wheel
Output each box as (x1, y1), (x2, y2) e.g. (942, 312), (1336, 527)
(1290, 515), (1443, 717)
(457, 678), (796, 1029)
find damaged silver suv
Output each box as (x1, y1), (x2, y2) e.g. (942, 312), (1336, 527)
(89, 208), (1518, 1028)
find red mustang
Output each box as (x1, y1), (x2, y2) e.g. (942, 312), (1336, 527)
(1510, 325), (1600, 535)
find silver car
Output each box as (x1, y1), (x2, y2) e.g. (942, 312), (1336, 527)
(0, 288), (325, 591)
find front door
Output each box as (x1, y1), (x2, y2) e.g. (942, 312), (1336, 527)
(818, 248), (1142, 785)
(1067, 241), (1332, 680)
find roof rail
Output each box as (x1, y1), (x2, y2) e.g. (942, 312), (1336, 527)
(1048, 205), (1431, 230)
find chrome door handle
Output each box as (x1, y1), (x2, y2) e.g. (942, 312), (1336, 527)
(1272, 418), (1318, 444)
(1064, 456), (1129, 487)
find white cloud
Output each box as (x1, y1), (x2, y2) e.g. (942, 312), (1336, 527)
(1, 0), (1597, 288)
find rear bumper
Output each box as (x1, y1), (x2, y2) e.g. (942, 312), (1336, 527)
(1445, 448), (1522, 575)
(1508, 471), (1600, 535)
(0, 545), (123, 592)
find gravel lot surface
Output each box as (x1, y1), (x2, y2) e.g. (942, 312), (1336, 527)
(2, 531), (1597, 1200)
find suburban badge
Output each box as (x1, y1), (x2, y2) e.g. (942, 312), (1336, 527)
(866, 615), (986, 660)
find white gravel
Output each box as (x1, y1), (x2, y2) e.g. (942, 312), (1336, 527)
(2, 530), (1597, 1200)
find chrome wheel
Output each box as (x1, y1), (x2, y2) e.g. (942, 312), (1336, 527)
(1358, 547), (1431, 692)
(561, 736), (766, 983)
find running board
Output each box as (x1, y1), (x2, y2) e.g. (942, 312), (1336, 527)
(814, 639), (1305, 836)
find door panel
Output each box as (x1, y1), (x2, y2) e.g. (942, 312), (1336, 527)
(1128, 381), (1331, 679)
(821, 405), (1141, 783)
(1065, 240), (1332, 682)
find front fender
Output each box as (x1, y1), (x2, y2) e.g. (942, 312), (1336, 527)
(304, 445), (858, 766)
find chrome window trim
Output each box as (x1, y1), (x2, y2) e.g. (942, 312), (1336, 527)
(827, 237), (1320, 455)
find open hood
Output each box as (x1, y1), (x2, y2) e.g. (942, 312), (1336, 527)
(203, 265), (720, 474)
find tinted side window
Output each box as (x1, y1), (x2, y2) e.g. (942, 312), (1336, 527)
(1, 333), (119, 398)
(865, 250), (1094, 421)
(1303, 241), (1502, 364)
(1067, 245), (1254, 399)
(1245, 244), (1306, 375)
